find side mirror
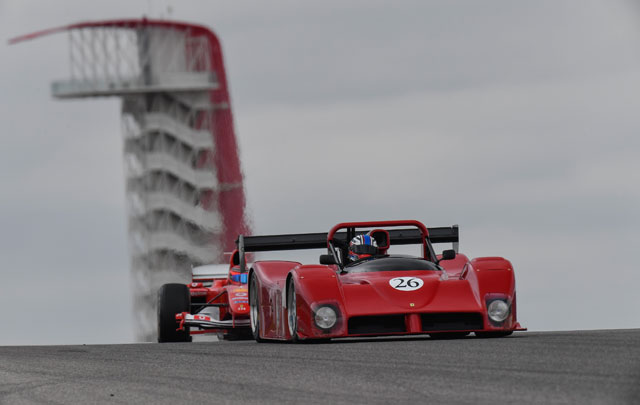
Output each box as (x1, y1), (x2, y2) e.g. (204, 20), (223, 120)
(441, 249), (456, 261)
(319, 254), (337, 265)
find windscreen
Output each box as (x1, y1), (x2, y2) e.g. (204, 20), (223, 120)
(345, 256), (439, 273)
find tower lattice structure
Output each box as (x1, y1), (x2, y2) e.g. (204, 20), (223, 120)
(12, 19), (250, 341)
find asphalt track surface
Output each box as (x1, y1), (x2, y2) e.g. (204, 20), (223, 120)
(1, 330), (639, 404)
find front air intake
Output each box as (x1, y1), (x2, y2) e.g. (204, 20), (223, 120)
(420, 312), (483, 332)
(348, 315), (406, 335)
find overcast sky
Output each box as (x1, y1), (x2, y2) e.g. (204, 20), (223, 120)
(1, 0), (639, 345)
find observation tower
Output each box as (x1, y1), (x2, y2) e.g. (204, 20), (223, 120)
(11, 19), (250, 341)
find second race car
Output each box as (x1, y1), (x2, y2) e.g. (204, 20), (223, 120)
(157, 258), (251, 342)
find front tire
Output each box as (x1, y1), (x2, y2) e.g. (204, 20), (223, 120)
(249, 273), (266, 342)
(157, 283), (191, 343)
(287, 277), (299, 342)
(475, 331), (513, 338)
(429, 332), (470, 339)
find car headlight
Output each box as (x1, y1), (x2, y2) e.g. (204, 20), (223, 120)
(314, 306), (337, 330)
(487, 300), (510, 323)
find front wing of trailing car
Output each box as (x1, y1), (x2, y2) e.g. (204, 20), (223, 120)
(178, 283), (251, 337)
(176, 312), (251, 330)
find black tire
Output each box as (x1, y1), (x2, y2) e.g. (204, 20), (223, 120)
(249, 274), (266, 342)
(429, 332), (470, 340)
(217, 329), (254, 341)
(157, 283), (191, 343)
(475, 331), (513, 338)
(287, 277), (299, 343)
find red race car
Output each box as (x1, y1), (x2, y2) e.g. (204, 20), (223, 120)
(245, 220), (525, 342)
(157, 261), (252, 342)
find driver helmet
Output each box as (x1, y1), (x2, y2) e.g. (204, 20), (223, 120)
(348, 234), (378, 262)
(228, 267), (248, 284)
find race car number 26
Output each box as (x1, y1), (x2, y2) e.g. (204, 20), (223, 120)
(389, 277), (424, 291)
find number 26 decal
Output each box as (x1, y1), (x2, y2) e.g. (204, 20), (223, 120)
(389, 277), (424, 291)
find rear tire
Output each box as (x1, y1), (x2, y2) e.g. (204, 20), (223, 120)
(475, 331), (513, 338)
(157, 283), (191, 343)
(249, 274), (266, 342)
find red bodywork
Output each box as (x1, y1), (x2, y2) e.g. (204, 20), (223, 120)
(249, 220), (525, 341)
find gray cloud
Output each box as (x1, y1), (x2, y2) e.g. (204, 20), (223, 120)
(220, 0), (640, 106)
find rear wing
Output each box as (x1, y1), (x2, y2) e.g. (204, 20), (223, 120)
(237, 225), (459, 253)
